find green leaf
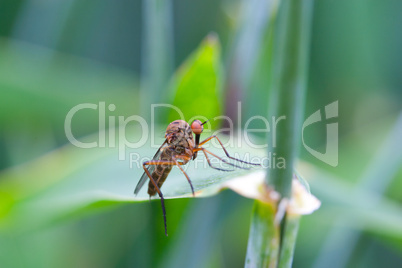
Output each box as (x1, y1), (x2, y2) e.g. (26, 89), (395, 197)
(167, 34), (222, 128)
(0, 127), (265, 232)
(0, 128), (400, 241)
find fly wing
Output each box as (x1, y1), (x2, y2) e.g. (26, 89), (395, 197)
(134, 140), (167, 195)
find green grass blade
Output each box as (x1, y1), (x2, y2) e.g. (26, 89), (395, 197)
(245, 200), (280, 268)
(278, 215), (300, 268)
(140, 0), (174, 121)
(246, 0), (313, 267)
(267, 0), (314, 198)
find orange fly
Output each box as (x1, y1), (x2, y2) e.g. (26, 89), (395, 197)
(134, 119), (259, 235)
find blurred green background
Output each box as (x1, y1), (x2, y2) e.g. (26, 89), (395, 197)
(1, 0), (402, 267)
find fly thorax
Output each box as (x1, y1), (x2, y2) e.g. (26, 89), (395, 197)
(174, 146), (185, 154)
(169, 134), (189, 148)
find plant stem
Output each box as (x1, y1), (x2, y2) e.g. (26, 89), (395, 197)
(267, 0), (313, 198)
(268, 0), (314, 266)
(278, 215), (300, 268)
(245, 0), (313, 267)
(245, 200), (280, 268)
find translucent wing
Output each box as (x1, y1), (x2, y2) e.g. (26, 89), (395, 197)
(134, 140), (167, 195)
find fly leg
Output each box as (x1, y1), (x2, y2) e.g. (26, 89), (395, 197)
(199, 135), (261, 166)
(143, 159), (195, 235)
(142, 160), (174, 236)
(173, 156), (195, 197)
(194, 147), (250, 171)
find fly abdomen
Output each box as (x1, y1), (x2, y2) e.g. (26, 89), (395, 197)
(148, 165), (173, 196)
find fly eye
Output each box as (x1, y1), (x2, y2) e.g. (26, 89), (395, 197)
(191, 120), (203, 135)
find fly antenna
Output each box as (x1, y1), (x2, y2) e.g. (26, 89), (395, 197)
(201, 118), (211, 125)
